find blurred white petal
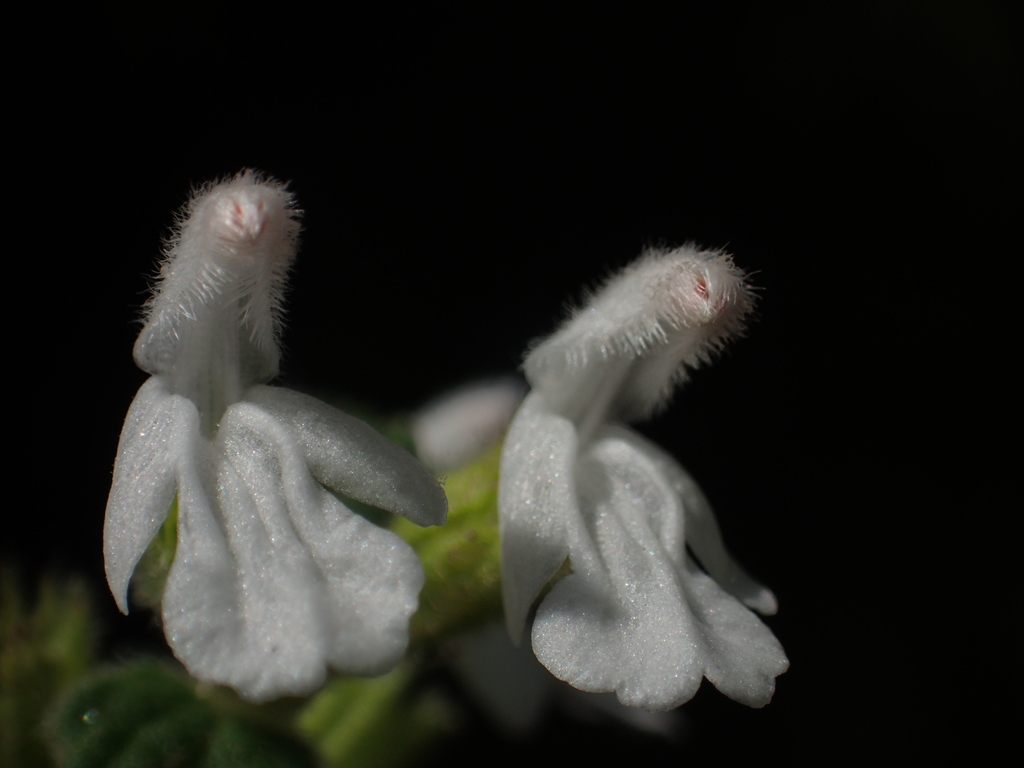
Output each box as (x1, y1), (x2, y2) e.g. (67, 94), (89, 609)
(412, 377), (526, 472)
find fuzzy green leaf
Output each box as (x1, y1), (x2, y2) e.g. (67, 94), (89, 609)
(48, 662), (316, 768)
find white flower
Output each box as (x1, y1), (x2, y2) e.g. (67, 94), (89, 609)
(103, 171), (447, 701)
(499, 245), (788, 711)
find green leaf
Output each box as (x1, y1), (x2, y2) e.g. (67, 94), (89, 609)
(298, 663), (455, 768)
(47, 662), (317, 768)
(394, 443), (504, 643)
(1, 568), (97, 768)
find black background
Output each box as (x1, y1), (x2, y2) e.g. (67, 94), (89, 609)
(8, 3), (1018, 764)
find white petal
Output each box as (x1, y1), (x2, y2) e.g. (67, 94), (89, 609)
(244, 385), (447, 527)
(498, 391), (577, 644)
(609, 426), (779, 615)
(531, 432), (700, 709)
(160, 431), (240, 685)
(162, 403), (424, 701)
(677, 557), (788, 707)
(531, 431), (786, 710)
(103, 376), (197, 613)
(412, 377), (526, 471)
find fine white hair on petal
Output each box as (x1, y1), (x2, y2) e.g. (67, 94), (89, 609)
(412, 377), (527, 472)
(525, 245), (754, 420)
(134, 170), (301, 389)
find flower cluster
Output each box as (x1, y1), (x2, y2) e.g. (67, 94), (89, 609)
(104, 172), (446, 701)
(499, 246), (788, 710)
(105, 173), (786, 713)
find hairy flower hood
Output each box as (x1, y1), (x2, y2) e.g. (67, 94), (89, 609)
(499, 245), (787, 711)
(104, 171), (447, 701)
